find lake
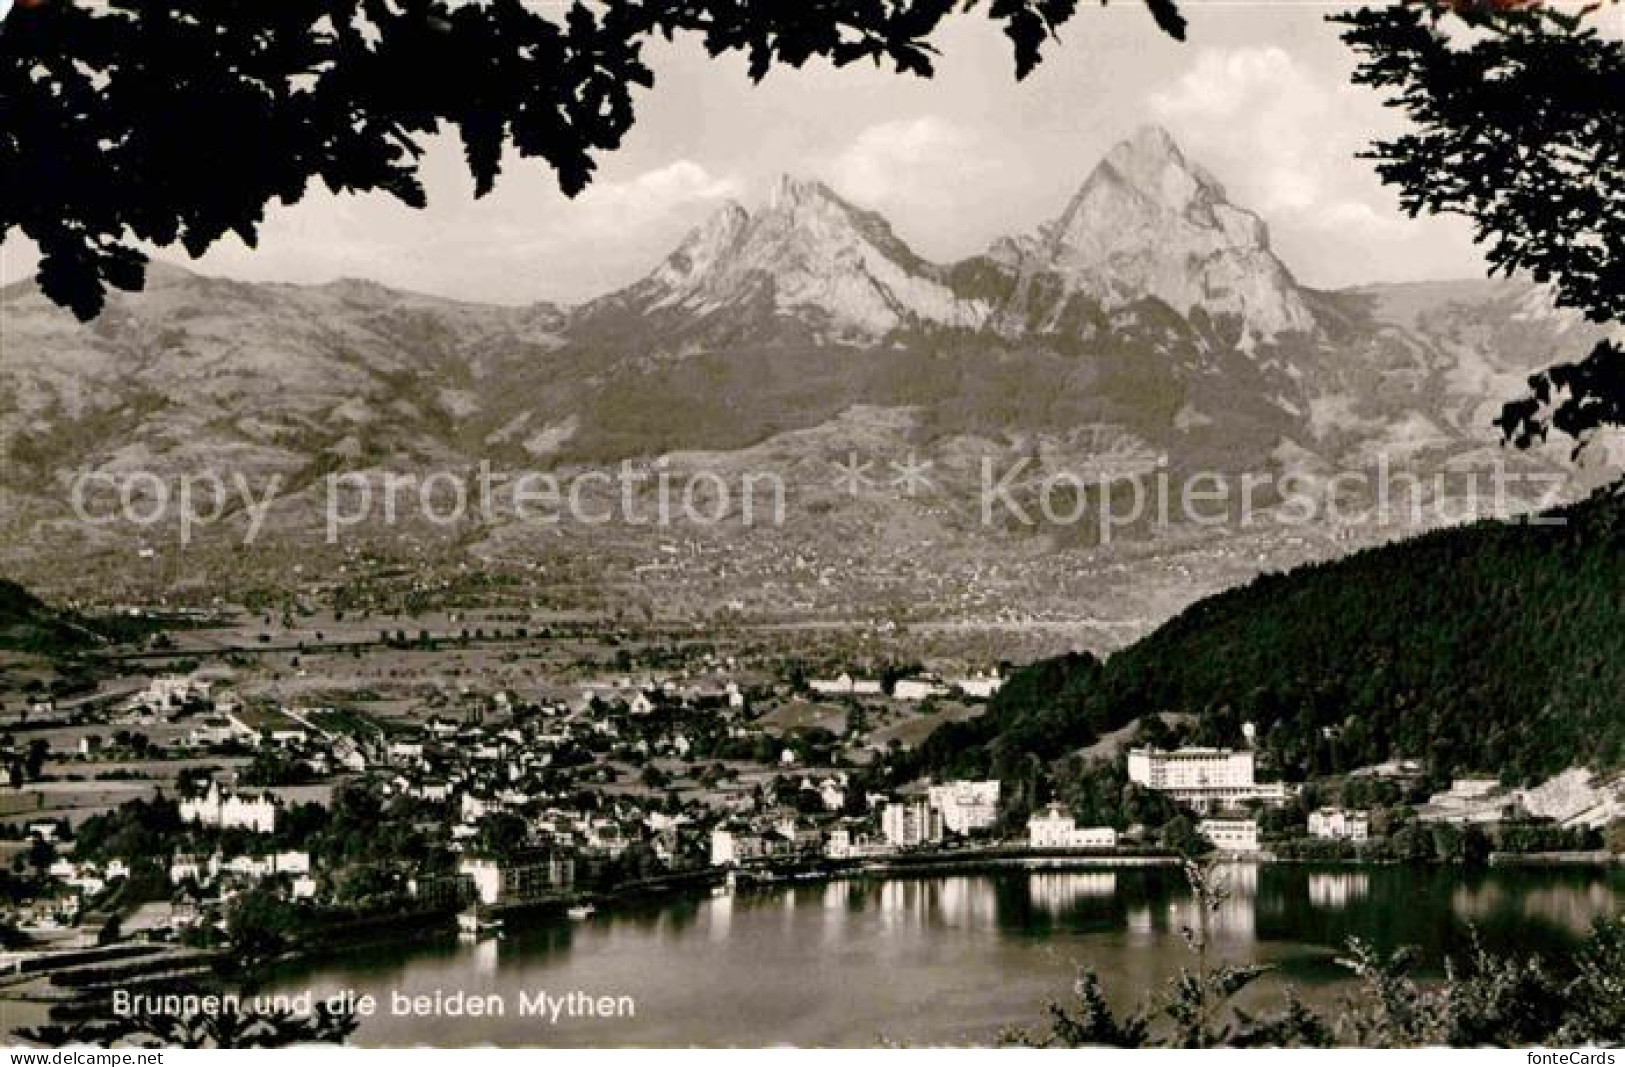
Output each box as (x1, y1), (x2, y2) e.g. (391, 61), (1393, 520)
(266, 863), (1625, 1046)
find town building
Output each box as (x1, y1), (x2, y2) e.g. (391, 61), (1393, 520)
(1417, 779), (1523, 825)
(46, 860), (107, 898)
(131, 675), (212, 712)
(1026, 804), (1119, 850)
(1127, 747), (1288, 810)
(814, 774), (848, 812)
(824, 824), (888, 860)
(166, 850), (309, 886)
(408, 871), (473, 908)
(927, 780), (1001, 834)
(881, 797), (942, 848)
(950, 672), (1005, 699)
(772, 817), (824, 853)
(457, 852), (574, 906)
(1198, 818), (1261, 854)
(709, 826), (766, 867)
(169, 854), (209, 885)
(808, 673), (883, 697)
(187, 717), (239, 747)
(893, 677), (950, 702)
(1308, 807), (1371, 841)
(217, 851), (311, 880)
(179, 782), (279, 833)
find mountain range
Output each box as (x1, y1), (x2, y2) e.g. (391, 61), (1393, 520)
(1, 125), (1618, 637)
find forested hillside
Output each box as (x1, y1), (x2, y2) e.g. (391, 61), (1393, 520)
(0, 579), (100, 653)
(914, 486), (1625, 785)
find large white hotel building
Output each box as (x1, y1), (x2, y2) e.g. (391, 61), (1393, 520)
(1126, 747), (1288, 810)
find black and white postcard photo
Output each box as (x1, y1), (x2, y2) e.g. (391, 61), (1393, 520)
(1, 0), (1622, 1052)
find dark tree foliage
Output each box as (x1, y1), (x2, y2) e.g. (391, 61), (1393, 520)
(1014, 919), (1625, 1047)
(19, 995), (358, 1048)
(917, 486), (1625, 786)
(1499, 339), (1625, 454)
(1335, 1), (1625, 450)
(0, 577), (106, 652)
(71, 796), (183, 864)
(0, 0), (1185, 321)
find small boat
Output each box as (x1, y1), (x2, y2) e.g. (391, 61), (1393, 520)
(566, 903), (596, 921)
(458, 909), (503, 938)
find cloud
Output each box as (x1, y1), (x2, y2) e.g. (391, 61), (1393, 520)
(1317, 200), (1415, 241)
(1150, 46), (1358, 216)
(568, 160), (743, 230)
(7, 153), (745, 304)
(180, 151), (745, 304)
(817, 115), (1025, 259)
(1148, 46), (1485, 286)
(827, 116), (987, 207)
(480, 158), (743, 297)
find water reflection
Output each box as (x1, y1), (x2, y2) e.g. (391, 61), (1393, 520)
(938, 876), (999, 927)
(1164, 863), (1257, 943)
(1307, 872), (1370, 909)
(263, 864), (1624, 1047)
(1452, 879), (1507, 922)
(1029, 872), (1118, 915)
(1453, 872), (1620, 938)
(1521, 883), (1618, 936)
(471, 935), (499, 976)
(708, 890), (733, 941)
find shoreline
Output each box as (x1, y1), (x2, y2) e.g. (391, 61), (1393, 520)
(205, 845), (1625, 976)
(13, 847), (1619, 1013)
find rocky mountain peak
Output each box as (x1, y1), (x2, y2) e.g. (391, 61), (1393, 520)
(1096, 123), (1211, 204)
(1005, 124), (1313, 339)
(616, 130), (1320, 342)
(633, 174), (989, 336)
(766, 174), (843, 213)
(649, 200), (751, 292)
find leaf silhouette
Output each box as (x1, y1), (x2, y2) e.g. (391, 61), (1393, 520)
(1, 0), (1185, 321)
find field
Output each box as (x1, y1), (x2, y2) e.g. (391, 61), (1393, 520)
(754, 701), (849, 736)
(864, 700), (988, 749)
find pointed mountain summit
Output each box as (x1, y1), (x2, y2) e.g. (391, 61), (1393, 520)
(592, 129), (1318, 345)
(620, 174), (991, 337)
(994, 124), (1316, 339)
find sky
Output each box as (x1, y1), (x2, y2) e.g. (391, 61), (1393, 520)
(0, 2), (1506, 306)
